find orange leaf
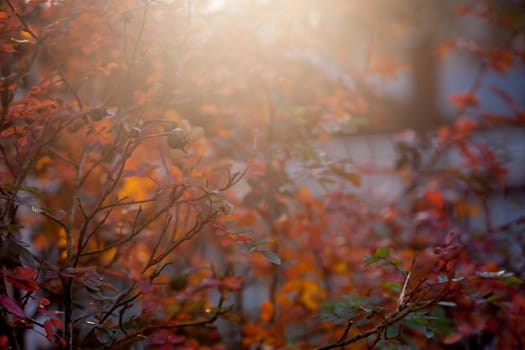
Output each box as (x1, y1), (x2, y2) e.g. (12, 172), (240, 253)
(1, 43), (16, 53)
(443, 332), (462, 345)
(445, 259), (457, 271)
(437, 126), (451, 140)
(488, 49), (512, 74)
(260, 300), (274, 322)
(369, 54), (409, 80)
(455, 116), (477, 135)
(435, 41), (455, 60)
(221, 276), (244, 290)
(424, 190), (443, 208)
(118, 176), (157, 201)
(449, 92), (479, 109)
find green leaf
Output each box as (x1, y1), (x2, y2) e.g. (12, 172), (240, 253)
(401, 332), (419, 349)
(475, 271), (523, 284)
(3, 183), (41, 196)
(250, 238), (273, 247)
(328, 165), (361, 186)
(486, 294), (503, 303)
(375, 247), (390, 258)
(503, 275), (523, 284)
(429, 308), (453, 336)
(363, 255), (380, 266)
(384, 281), (401, 292)
(345, 172), (361, 187)
(423, 327), (435, 339)
(386, 325), (399, 337)
(390, 257), (402, 265)
(398, 266), (409, 275)
(228, 226), (253, 234)
(410, 317), (429, 325)
(260, 250), (281, 265)
(437, 274), (448, 283)
(437, 301), (457, 308)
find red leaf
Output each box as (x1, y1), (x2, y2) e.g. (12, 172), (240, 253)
(488, 49), (512, 74)
(0, 295), (26, 318)
(424, 191), (444, 209)
(51, 317), (63, 329)
(43, 319), (54, 339)
(6, 276), (39, 291)
(456, 5), (471, 14)
(220, 236), (234, 246)
(449, 92), (479, 109)
(434, 259), (446, 272)
(221, 276), (244, 290)
(455, 116), (477, 135)
(11, 267), (38, 280)
(38, 297), (51, 316)
(55, 337), (66, 348)
(446, 259), (457, 271)
(6, 267), (39, 291)
(0, 335), (8, 350)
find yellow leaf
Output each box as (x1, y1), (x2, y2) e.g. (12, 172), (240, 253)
(332, 261), (347, 274)
(281, 279), (302, 293)
(99, 247), (117, 265)
(118, 176), (156, 201)
(20, 30), (32, 40)
(58, 227), (67, 249)
(300, 279), (325, 311)
(35, 155), (52, 172)
(455, 202), (480, 217)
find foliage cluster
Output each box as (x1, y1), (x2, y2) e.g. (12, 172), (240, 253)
(1, 1), (524, 349)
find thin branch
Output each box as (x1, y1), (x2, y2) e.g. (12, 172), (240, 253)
(397, 257), (415, 311)
(488, 215), (525, 234)
(5, 0), (39, 40)
(39, 209), (68, 231)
